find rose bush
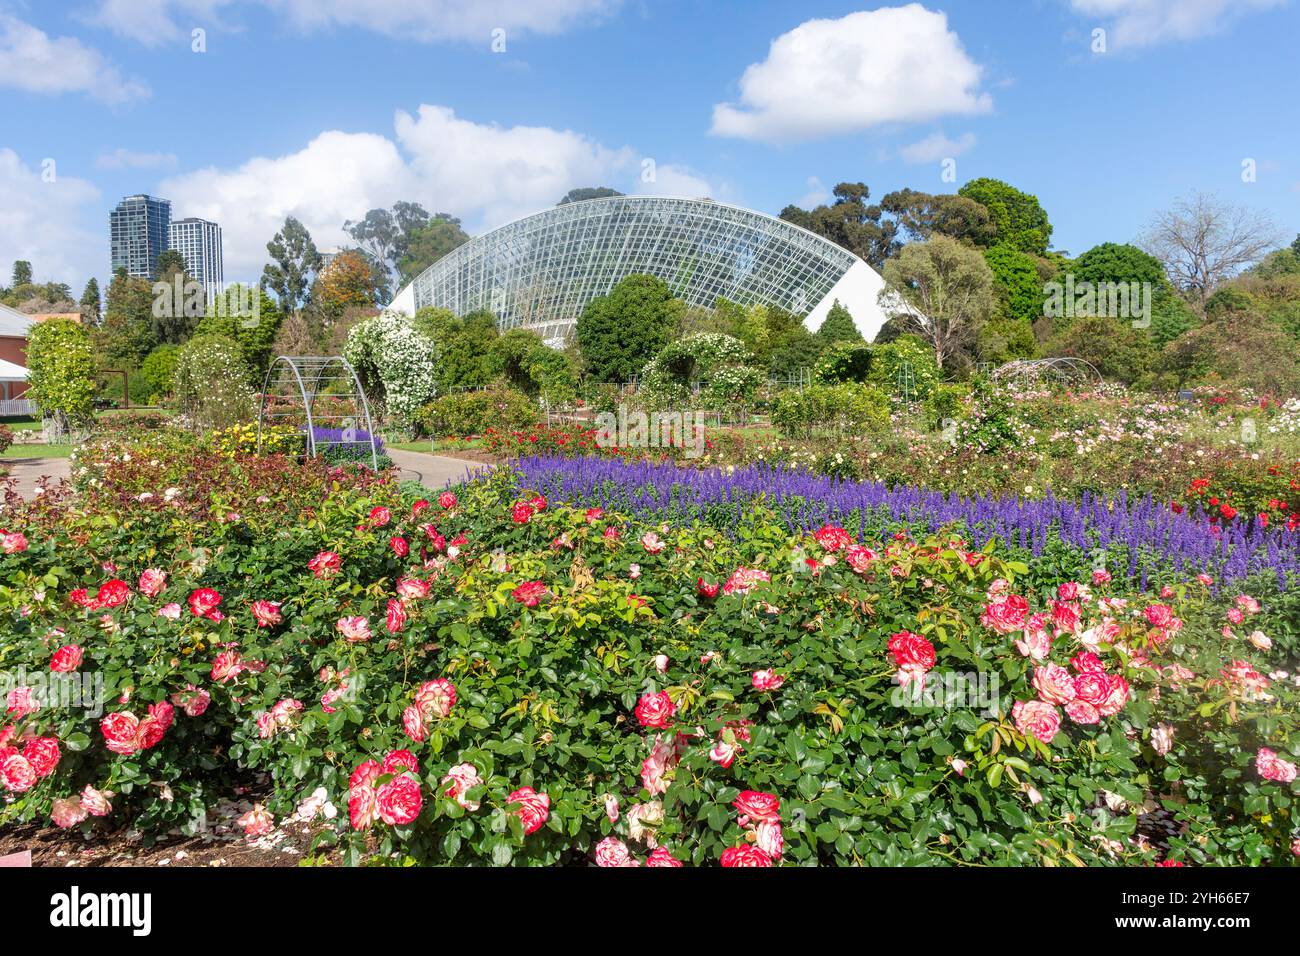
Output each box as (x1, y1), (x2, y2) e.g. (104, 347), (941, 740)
(0, 434), (1296, 866)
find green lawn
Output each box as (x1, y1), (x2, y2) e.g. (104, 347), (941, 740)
(387, 437), (486, 453)
(2, 444), (72, 459)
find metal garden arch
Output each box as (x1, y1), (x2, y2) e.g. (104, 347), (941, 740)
(990, 357), (1104, 391)
(256, 355), (381, 471)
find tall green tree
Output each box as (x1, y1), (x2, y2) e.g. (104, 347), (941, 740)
(957, 178), (1053, 255)
(197, 284), (285, 379)
(816, 301), (863, 345)
(398, 214), (471, 285)
(11, 260), (32, 287)
(26, 319), (96, 437)
(576, 274), (682, 383)
(345, 201), (432, 285)
(880, 188), (996, 246)
(79, 278), (101, 325)
(780, 182), (900, 268)
(880, 235), (997, 371)
(262, 217), (322, 314)
(100, 267), (157, 366)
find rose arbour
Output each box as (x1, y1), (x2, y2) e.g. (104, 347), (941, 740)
(0, 432), (1297, 867)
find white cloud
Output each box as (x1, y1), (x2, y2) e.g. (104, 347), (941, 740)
(632, 162), (717, 199)
(899, 130), (975, 164)
(96, 148), (179, 170)
(1070, 0), (1286, 48)
(710, 5), (992, 144)
(795, 176), (830, 209)
(158, 105), (726, 282)
(0, 14), (148, 103)
(0, 148), (102, 289)
(88, 0), (620, 45)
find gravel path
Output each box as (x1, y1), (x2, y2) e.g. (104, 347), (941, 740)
(385, 449), (486, 491)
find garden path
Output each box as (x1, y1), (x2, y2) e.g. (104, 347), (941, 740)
(386, 449), (486, 491)
(5, 456), (71, 500)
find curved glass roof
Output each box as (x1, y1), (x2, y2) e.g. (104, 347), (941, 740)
(406, 195), (863, 343)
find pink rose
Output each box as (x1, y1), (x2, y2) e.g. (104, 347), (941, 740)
(441, 763), (483, 812)
(813, 524), (852, 551)
(237, 803), (274, 836)
(981, 595), (1029, 634)
(722, 567), (770, 596)
(594, 837), (636, 867)
(6, 686), (39, 718)
(1012, 700), (1060, 744)
(0, 753), (36, 792)
(512, 581), (548, 607)
(439, 492), (457, 510)
(385, 598), (407, 634)
(390, 535), (409, 558)
(308, 551), (342, 578)
(2, 531), (28, 554)
(51, 797), (88, 829)
(507, 786), (550, 835)
(376, 774), (422, 826)
(752, 669), (785, 692)
(1257, 748), (1298, 784)
(396, 576), (430, 600)
(414, 678), (456, 720)
(250, 600), (282, 627)
(23, 737), (60, 776)
(732, 790), (781, 824)
(138, 568), (167, 597)
(1033, 664), (1076, 706)
(336, 615), (371, 642)
(187, 587), (222, 620)
(402, 705), (428, 742)
(640, 531), (666, 554)
(158, 602), (181, 620)
(80, 784), (113, 816)
(368, 506), (391, 527)
(755, 820), (783, 859)
(644, 847), (684, 867)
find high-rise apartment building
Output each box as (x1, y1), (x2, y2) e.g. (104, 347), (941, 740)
(109, 194), (172, 278)
(168, 217), (225, 303)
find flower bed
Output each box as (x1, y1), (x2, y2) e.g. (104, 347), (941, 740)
(0, 440), (1297, 866)
(512, 455), (1300, 594)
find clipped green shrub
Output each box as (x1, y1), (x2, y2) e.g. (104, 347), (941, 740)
(419, 387), (540, 438)
(770, 382), (891, 439)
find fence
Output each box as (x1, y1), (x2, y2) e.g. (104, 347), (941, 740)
(0, 399), (36, 416)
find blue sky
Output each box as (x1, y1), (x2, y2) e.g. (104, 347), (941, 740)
(2, 0), (1298, 292)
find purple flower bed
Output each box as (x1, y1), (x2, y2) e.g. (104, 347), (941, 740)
(513, 455), (1300, 591)
(310, 426), (386, 459)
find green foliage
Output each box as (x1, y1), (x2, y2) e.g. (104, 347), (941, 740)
(99, 268), (157, 366)
(771, 381), (891, 438)
(344, 311), (439, 428)
(816, 300), (863, 345)
(923, 382), (969, 431)
(196, 286), (285, 378)
(558, 187), (624, 205)
(172, 333), (255, 430)
(139, 345), (181, 403)
(420, 387), (540, 437)
(488, 329), (578, 404)
(1043, 316), (1152, 385)
(413, 308), (498, 392)
(779, 182), (900, 268)
(984, 244), (1044, 327)
(958, 178), (1053, 255)
(576, 274), (682, 384)
(262, 217), (322, 314)
(25, 319), (97, 431)
(640, 333), (764, 411)
(767, 326), (825, 377)
(867, 335), (942, 400)
(398, 215), (471, 286)
(813, 342), (873, 384)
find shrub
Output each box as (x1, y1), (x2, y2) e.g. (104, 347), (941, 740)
(640, 333), (761, 411)
(813, 342), (873, 384)
(771, 382), (891, 439)
(344, 311), (439, 429)
(419, 388), (540, 438)
(25, 318), (97, 439)
(138, 345), (180, 404)
(172, 333), (255, 431)
(867, 335), (942, 400)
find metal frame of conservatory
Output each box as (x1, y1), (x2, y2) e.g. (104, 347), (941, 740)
(405, 196), (864, 344)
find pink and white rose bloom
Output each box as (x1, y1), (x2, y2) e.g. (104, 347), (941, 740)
(1012, 700), (1061, 745)
(441, 763), (483, 812)
(336, 615), (372, 643)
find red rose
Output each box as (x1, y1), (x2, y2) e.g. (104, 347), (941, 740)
(511, 503), (534, 524)
(512, 581), (548, 607)
(369, 506), (391, 527)
(390, 535), (410, 557)
(697, 578), (720, 599)
(22, 737), (60, 777)
(635, 690), (675, 729)
(644, 847), (684, 867)
(100, 712), (141, 755)
(385, 598), (407, 634)
(813, 524), (852, 551)
(732, 789), (781, 823)
(0, 753), (36, 792)
(376, 774), (422, 826)
(308, 551), (342, 578)
(50, 645), (83, 673)
(250, 600), (282, 627)
(887, 631), (936, 670)
(720, 845), (772, 867)
(188, 587), (222, 620)
(95, 579), (131, 609)
(439, 492), (457, 510)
